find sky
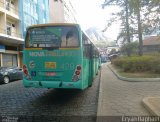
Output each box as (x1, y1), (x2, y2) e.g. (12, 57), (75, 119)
(71, 0), (121, 40)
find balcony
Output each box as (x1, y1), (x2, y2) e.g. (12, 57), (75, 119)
(0, 27), (22, 38)
(6, 2), (18, 15)
(0, 1), (19, 20)
(0, 28), (24, 45)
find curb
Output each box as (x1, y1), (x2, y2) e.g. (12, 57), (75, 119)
(108, 64), (160, 82)
(142, 97), (160, 116)
(96, 64), (104, 121)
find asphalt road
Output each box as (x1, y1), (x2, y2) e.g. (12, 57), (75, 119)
(0, 72), (100, 122)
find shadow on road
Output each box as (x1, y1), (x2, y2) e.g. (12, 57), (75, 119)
(30, 88), (86, 107)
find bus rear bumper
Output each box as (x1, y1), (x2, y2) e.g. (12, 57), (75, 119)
(23, 79), (84, 89)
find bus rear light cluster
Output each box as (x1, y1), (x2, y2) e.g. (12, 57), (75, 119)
(77, 65), (81, 70)
(75, 70), (80, 75)
(23, 65), (31, 80)
(23, 65), (28, 75)
(72, 65), (81, 82)
(24, 70), (28, 75)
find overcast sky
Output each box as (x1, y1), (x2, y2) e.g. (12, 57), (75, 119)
(71, 0), (121, 40)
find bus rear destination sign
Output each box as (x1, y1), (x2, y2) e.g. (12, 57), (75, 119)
(29, 52), (77, 57)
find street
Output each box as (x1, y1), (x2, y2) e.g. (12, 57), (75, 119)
(1, 64), (160, 121)
(0, 72), (100, 122)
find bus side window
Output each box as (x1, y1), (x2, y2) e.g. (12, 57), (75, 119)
(83, 33), (93, 59)
(83, 44), (92, 59)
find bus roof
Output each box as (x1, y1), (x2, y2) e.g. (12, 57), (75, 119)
(27, 23), (79, 29)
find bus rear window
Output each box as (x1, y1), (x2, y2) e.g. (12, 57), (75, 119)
(25, 26), (79, 48)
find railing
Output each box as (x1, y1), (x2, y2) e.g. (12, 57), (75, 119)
(0, 28), (23, 38)
(0, 1), (19, 16)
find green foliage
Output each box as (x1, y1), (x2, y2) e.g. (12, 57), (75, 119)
(102, 0), (160, 43)
(110, 48), (117, 54)
(120, 41), (139, 55)
(112, 55), (160, 73)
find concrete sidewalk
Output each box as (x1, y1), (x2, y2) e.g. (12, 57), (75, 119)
(108, 63), (160, 116)
(143, 97), (160, 116)
(97, 62), (160, 120)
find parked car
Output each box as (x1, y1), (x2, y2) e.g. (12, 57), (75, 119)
(100, 55), (109, 63)
(108, 54), (119, 60)
(0, 67), (23, 84)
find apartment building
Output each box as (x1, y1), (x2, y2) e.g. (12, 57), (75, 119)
(49, 0), (77, 23)
(0, 0), (49, 67)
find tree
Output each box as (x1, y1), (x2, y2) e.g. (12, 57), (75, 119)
(128, 0), (143, 55)
(102, 0), (131, 56)
(102, 0), (160, 56)
(120, 41), (139, 55)
(109, 48), (117, 55)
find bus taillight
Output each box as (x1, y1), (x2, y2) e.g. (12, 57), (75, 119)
(24, 69), (28, 75)
(23, 65), (31, 80)
(72, 65), (81, 82)
(75, 70), (80, 75)
(77, 65), (81, 70)
(23, 65), (28, 75)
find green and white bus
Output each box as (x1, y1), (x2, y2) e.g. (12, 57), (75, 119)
(23, 23), (100, 90)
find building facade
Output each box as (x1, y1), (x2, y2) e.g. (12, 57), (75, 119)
(143, 36), (160, 53)
(20, 0), (49, 37)
(0, 0), (49, 67)
(49, 0), (77, 23)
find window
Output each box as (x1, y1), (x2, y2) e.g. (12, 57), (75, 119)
(7, 26), (11, 35)
(41, 4), (45, 11)
(6, 0), (15, 11)
(31, 4), (33, 16)
(43, 18), (45, 23)
(6, 22), (12, 35)
(61, 27), (79, 47)
(34, 0), (37, 4)
(2, 54), (17, 67)
(82, 33), (92, 58)
(26, 26), (79, 48)
(6, 0), (10, 11)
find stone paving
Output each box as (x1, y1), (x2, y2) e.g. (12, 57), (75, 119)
(97, 63), (160, 116)
(0, 72), (100, 122)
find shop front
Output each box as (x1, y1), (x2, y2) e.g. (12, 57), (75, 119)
(0, 44), (21, 67)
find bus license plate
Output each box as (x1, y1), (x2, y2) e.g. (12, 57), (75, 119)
(45, 62), (56, 69)
(46, 72), (56, 76)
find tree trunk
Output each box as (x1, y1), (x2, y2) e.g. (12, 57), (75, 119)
(137, 0), (143, 56)
(125, 0), (131, 56)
